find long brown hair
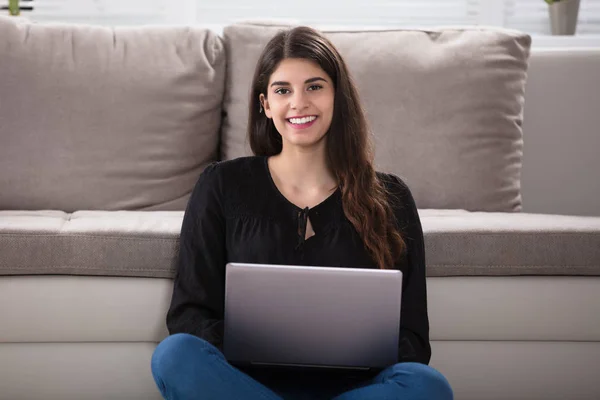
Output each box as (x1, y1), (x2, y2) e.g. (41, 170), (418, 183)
(248, 26), (405, 269)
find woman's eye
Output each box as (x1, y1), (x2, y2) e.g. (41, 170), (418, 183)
(275, 85), (322, 95)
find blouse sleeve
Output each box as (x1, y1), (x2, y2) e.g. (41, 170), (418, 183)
(166, 162), (226, 349)
(384, 173), (432, 365)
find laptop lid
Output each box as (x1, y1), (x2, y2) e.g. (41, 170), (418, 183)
(223, 262), (402, 371)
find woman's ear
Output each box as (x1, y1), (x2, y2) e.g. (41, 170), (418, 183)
(259, 93), (271, 118)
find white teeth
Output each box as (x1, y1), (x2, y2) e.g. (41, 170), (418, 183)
(288, 116), (316, 125)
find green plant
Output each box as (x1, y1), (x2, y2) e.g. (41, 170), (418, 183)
(545, 0), (564, 4)
(8, 0), (19, 16)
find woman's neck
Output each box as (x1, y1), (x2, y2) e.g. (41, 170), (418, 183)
(269, 147), (337, 193)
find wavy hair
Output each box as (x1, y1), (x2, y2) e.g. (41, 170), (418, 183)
(247, 26), (405, 269)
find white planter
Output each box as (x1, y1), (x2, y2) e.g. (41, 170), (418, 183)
(548, 0), (581, 35)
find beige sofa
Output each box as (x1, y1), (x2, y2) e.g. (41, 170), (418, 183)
(1, 16), (599, 400)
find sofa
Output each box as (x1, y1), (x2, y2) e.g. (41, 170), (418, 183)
(1, 15), (599, 400)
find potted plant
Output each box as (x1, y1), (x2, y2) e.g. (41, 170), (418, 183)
(545, 0), (581, 35)
(8, 0), (20, 16)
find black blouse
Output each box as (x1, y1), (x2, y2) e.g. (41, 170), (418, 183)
(166, 156), (431, 367)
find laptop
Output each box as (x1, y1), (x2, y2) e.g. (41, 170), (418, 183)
(223, 262), (402, 372)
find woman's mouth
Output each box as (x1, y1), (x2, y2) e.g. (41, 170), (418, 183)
(286, 116), (318, 130)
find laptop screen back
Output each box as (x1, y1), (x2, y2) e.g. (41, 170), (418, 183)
(223, 263), (402, 370)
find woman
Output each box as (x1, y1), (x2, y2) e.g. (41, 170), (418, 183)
(151, 26), (453, 400)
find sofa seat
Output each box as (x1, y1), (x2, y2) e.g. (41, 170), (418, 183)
(0, 210), (181, 278)
(1, 209), (599, 400)
(1, 209), (599, 278)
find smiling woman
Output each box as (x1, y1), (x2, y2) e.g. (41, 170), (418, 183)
(248, 27), (406, 273)
(152, 25), (453, 400)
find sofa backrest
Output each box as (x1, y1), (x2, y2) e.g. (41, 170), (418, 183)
(221, 23), (531, 212)
(0, 16), (225, 212)
(2, 18), (558, 214)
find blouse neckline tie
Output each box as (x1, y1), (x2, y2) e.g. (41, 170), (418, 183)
(295, 206), (310, 251)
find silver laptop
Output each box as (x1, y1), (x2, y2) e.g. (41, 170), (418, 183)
(223, 262), (402, 371)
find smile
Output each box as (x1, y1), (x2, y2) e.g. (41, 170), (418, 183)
(286, 116), (318, 130)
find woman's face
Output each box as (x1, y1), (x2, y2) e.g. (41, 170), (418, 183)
(260, 58), (335, 151)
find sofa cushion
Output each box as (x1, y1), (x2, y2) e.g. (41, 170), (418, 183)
(520, 48), (600, 217)
(0, 16), (226, 212)
(221, 22), (531, 212)
(422, 210), (600, 276)
(1, 210), (598, 278)
(0, 211), (180, 278)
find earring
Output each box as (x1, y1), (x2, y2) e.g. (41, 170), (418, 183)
(259, 102), (263, 114)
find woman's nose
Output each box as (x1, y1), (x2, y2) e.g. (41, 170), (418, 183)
(290, 91), (309, 110)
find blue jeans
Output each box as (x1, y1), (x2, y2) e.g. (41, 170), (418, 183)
(151, 333), (453, 400)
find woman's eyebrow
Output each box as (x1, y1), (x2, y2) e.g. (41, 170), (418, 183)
(270, 77), (327, 87)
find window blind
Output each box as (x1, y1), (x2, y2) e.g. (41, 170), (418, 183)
(195, 0), (479, 28)
(2, 0), (599, 35)
(3, 0), (173, 25)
